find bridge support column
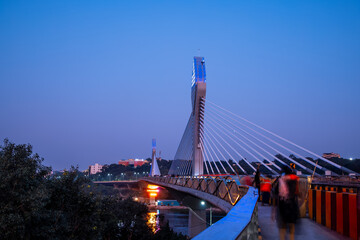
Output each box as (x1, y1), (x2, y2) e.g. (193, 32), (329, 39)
(188, 209), (206, 238)
(192, 83), (206, 176)
(166, 188), (210, 238)
(191, 56), (206, 176)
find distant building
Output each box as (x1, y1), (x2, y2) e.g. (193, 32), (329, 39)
(118, 158), (149, 168)
(323, 152), (341, 159)
(89, 163), (103, 175)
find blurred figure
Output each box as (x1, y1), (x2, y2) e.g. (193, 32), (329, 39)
(240, 175), (253, 186)
(271, 176), (281, 206)
(260, 175), (272, 206)
(272, 166), (299, 240)
(253, 165), (261, 198)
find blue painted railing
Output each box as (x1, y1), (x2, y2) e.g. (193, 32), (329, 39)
(193, 186), (258, 240)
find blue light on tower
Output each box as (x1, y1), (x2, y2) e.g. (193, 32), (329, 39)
(192, 57), (206, 87)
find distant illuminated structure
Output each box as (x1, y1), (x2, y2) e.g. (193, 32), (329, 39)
(147, 184), (159, 205)
(147, 184), (159, 197)
(118, 158), (148, 167)
(323, 152), (341, 159)
(150, 138), (161, 176)
(89, 163), (103, 175)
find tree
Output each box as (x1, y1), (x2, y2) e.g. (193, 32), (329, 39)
(154, 221), (188, 240)
(0, 140), (155, 239)
(0, 139), (188, 240)
(45, 167), (100, 239)
(0, 139), (51, 239)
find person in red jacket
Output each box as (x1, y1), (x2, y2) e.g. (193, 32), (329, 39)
(260, 176), (272, 205)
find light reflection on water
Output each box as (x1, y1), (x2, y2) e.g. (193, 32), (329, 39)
(147, 211), (159, 233)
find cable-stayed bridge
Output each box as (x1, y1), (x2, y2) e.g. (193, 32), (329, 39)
(144, 57), (358, 239)
(167, 57), (353, 178)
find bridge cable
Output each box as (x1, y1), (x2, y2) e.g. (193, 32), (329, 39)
(202, 140), (215, 174)
(205, 113), (257, 173)
(202, 134), (222, 174)
(199, 140), (210, 174)
(207, 100), (353, 173)
(174, 114), (191, 161)
(203, 118), (248, 174)
(205, 118), (277, 174)
(204, 123), (239, 175)
(206, 111), (307, 173)
(173, 114), (194, 175)
(206, 103), (332, 174)
(202, 128), (228, 174)
(207, 105), (318, 169)
(199, 129), (215, 174)
(180, 159), (187, 176)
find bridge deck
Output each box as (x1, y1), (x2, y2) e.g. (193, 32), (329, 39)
(258, 205), (349, 240)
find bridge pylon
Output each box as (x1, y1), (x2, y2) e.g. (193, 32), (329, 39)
(169, 57), (207, 176)
(191, 57), (206, 176)
(150, 138), (160, 176)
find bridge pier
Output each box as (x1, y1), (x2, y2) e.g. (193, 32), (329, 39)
(166, 188), (211, 238)
(188, 209), (207, 238)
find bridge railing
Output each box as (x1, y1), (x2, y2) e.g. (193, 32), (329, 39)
(143, 175), (249, 207)
(143, 176), (259, 239)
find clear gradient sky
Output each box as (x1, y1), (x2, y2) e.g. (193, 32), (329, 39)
(1, 0), (359, 170)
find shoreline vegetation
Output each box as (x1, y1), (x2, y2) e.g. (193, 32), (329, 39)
(0, 139), (188, 240)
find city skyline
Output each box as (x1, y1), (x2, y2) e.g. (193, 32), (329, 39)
(1, 0), (359, 170)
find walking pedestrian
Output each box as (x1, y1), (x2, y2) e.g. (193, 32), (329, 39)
(260, 175), (272, 205)
(253, 165), (261, 198)
(272, 165), (299, 240)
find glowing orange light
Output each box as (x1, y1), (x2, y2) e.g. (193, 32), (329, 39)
(149, 193), (157, 197)
(147, 212), (157, 232)
(147, 189), (159, 193)
(147, 184), (159, 190)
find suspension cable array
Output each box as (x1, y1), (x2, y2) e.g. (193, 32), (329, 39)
(169, 114), (194, 176)
(169, 99), (355, 176)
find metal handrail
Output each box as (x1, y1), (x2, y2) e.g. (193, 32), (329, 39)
(143, 175), (249, 206)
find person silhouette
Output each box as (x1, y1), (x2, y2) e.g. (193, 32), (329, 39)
(272, 165), (299, 240)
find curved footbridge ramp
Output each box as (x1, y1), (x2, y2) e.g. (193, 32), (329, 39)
(142, 176), (259, 240)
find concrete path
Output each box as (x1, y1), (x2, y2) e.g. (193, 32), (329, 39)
(258, 205), (349, 240)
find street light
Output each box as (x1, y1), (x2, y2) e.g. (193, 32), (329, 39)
(200, 201), (212, 225)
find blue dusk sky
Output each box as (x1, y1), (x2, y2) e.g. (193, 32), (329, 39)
(1, 0), (359, 170)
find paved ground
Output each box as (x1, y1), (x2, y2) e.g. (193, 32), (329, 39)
(258, 205), (349, 240)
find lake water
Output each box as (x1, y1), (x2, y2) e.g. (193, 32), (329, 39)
(148, 208), (226, 236)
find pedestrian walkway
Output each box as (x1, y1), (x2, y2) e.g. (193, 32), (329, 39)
(258, 205), (349, 240)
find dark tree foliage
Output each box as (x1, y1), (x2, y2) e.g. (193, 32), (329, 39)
(154, 221), (188, 240)
(314, 157), (360, 175)
(0, 139), (186, 240)
(0, 139), (51, 239)
(345, 159), (360, 173)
